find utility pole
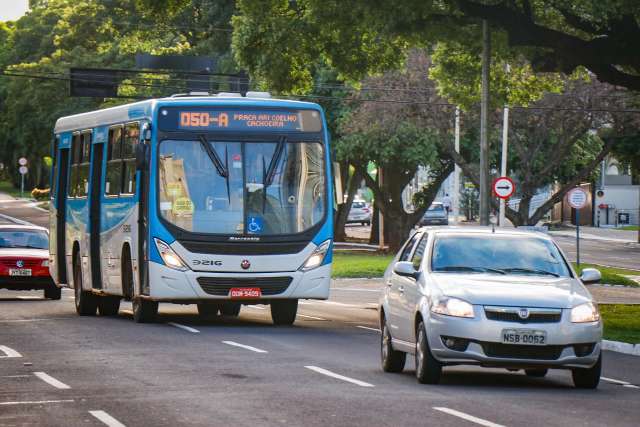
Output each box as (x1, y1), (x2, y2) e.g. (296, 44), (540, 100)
(378, 167), (385, 250)
(499, 64), (510, 227)
(479, 20), (491, 226)
(452, 107), (461, 224)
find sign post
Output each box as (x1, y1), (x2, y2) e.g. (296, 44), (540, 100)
(18, 158), (28, 199)
(567, 187), (588, 267)
(492, 176), (515, 226)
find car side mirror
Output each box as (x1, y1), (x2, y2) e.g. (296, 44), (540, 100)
(394, 261), (419, 279)
(135, 143), (148, 171)
(580, 268), (601, 284)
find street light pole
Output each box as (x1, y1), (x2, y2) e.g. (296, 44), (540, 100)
(452, 106), (461, 224)
(479, 19), (491, 226)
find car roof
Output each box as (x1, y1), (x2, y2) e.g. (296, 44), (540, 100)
(0, 224), (48, 232)
(416, 226), (552, 240)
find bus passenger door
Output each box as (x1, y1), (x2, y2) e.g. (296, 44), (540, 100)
(89, 142), (104, 289)
(55, 147), (70, 285)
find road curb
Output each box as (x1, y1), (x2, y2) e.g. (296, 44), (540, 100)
(602, 339), (640, 357)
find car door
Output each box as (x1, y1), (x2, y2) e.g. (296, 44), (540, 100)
(386, 232), (421, 341)
(397, 233), (428, 342)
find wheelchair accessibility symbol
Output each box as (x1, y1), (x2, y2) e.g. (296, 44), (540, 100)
(247, 216), (264, 234)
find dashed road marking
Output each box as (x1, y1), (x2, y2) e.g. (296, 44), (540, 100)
(602, 376), (639, 388)
(89, 410), (127, 427)
(167, 322), (200, 333)
(0, 318), (58, 323)
(298, 314), (326, 320)
(222, 341), (268, 353)
(356, 326), (380, 332)
(304, 366), (374, 388)
(33, 372), (71, 390)
(0, 399), (74, 406)
(433, 407), (505, 427)
(1, 375), (30, 378)
(0, 345), (22, 358)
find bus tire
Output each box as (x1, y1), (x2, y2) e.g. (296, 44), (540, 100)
(73, 252), (97, 316)
(197, 303), (220, 318)
(220, 302), (241, 317)
(132, 298), (158, 323)
(270, 300), (298, 326)
(121, 248), (134, 301)
(44, 286), (61, 300)
(98, 296), (121, 316)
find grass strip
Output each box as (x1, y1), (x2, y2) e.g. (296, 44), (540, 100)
(600, 304), (640, 344)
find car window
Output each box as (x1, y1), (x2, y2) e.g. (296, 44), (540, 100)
(352, 202), (365, 209)
(399, 232), (421, 262)
(411, 234), (428, 270)
(428, 204), (444, 211)
(0, 230), (49, 249)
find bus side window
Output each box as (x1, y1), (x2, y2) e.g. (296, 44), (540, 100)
(69, 133), (82, 198)
(121, 123), (139, 195)
(51, 136), (59, 199)
(106, 126), (123, 196)
(77, 131), (91, 198)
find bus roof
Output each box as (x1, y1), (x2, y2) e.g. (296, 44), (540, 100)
(53, 94), (322, 134)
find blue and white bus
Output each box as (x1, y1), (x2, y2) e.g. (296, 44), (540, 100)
(49, 92), (333, 324)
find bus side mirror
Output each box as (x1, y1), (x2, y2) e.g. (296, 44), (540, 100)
(135, 143), (148, 170)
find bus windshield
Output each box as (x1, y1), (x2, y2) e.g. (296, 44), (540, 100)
(158, 139), (326, 235)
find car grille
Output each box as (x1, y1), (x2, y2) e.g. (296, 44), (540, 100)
(481, 342), (564, 360)
(196, 276), (293, 296)
(0, 259), (42, 268)
(484, 306), (562, 324)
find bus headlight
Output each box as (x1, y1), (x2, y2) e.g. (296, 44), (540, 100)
(154, 238), (189, 271)
(299, 240), (331, 272)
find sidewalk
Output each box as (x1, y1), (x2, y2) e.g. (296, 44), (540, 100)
(549, 225), (639, 244)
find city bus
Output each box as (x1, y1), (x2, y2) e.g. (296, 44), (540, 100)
(49, 93), (333, 324)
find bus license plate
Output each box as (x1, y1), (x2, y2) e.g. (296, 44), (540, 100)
(229, 288), (261, 299)
(9, 269), (32, 276)
(502, 329), (546, 346)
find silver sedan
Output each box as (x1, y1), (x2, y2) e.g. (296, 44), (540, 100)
(379, 227), (603, 388)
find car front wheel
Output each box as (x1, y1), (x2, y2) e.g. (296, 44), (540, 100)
(44, 286), (61, 300)
(415, 321), (442, 384)
(381, 317), (406, 373)
(572, 354), (601, 389)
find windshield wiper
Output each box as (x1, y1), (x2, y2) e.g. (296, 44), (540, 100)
(198, 135), (228, 178)
(264, 136), (286, 188)
(500, 267), (560, 277)
(435, 266), (506, 274)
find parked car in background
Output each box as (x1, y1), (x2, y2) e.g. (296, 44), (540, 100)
(419, 202), (448, 226)
(379, 227), (602, 388)
(347, 201), (372, 225)
(0, 224), (60, 300)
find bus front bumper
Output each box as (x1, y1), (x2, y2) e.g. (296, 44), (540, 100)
(147, 261), (331, 301)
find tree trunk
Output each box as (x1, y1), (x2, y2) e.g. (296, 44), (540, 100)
(334, 168), (361, 242)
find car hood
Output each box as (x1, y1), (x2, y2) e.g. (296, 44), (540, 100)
(431, 273), (592, 308)
(0, 248), (49, 259)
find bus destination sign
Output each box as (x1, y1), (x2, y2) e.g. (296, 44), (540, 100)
(159, 108), (322, 132)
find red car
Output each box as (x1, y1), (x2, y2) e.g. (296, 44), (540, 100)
(0, 224), (60, 299)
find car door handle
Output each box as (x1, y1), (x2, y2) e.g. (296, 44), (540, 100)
(398, 285), (405, 294)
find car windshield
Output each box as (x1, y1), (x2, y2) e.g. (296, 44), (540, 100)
(431, 235), (571, 277)
(158, 139), (326, 235)
(0, 230), (48, 249)
(428, 204), (444, 211)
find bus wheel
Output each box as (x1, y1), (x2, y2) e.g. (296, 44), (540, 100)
(74, 253), (97, 316)
(220, 302), (241, 317)
(197, 303), (220, 318)
(98, 296), (121, 316)
(132, 298), (158, 323)
(270, 300), (298, 326)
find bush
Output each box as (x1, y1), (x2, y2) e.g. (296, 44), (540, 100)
(31, 188), (50, 200)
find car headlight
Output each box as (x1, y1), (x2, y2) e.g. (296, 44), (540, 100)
(299, 240), (331, 272)
(431, 297), (475, 318)
(571, 302), (600, 323)
(41, 260), (49, 267)
(154, 238), (189, 271)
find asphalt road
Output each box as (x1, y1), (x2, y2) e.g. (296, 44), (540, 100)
(1, 199), (639, 426)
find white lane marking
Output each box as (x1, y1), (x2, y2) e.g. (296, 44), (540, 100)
(1, 375), (30, 378)
(332, 288), (380, 292)
(33, 372), (71, 390)
(433, 407), (505, 427)
(167, 322), (200, 333)
(602, 376), (639, 388)
(356, 326), (380, 332)
(222, 341), (268, 353)
(0, 318), (56, 323)
(624, 384), (640, 389)
(0, 345), (22, 358)
(297, 314), (326, 320)
(304, 366), (374, 388)
(89, 410), (127, 427)
(0, 399), (74, 406)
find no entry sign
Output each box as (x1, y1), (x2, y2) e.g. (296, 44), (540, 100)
(492, 176), (515, 199)
(567, 187), (588, 209)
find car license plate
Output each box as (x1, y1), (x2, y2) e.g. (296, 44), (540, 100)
(9, 269), (32, 276)
(502, 329), (547, 346)
(229, 287), (262, 299)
